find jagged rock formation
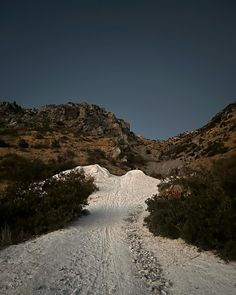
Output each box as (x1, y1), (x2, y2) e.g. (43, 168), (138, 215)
(0, 101), (140, 177)
(0, 100), (235, 177)
(135, 102), (236, 175)
(0, 101), (135, 142)
(160, 102), (236, 160)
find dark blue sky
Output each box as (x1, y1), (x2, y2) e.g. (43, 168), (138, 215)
(0, 0), (235, 139)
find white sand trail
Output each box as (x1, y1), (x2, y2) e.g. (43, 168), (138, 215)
(0, 165), (160, 295)
(0, 164), (235, 295)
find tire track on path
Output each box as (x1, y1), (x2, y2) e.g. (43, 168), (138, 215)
(0, 165), (163, 295)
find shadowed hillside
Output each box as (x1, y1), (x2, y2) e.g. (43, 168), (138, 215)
(0, 101), (235, 182)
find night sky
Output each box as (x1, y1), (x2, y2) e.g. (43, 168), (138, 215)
(0, 0), (235, 139)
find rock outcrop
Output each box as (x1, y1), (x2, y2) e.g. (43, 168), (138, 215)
(0, 101), (136, 143)
(0, 100), (235, 177)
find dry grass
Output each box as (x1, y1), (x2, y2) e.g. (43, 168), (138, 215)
(0, 130), (126, 189)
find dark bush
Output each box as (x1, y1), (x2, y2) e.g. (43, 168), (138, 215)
(145, 155), (236, 260)
(0, 128), (18, 136)
(35, 132), (44, 139)
(61, 135), (69, 141)
(0, 154), (77, 183)
(203, 141), (229, 157)
(150, 172), (165, 179)
(18, 138), (29, 148)
(34, 124), (53, 133)
(0, 154), (45, 183)
(0, 139), (10, 147)
(56, 121), (65, 127)
(64, 149), (76, 159)
(126, 152), (146, 167)
(0, 171), (97, 246)
(51, 139), (60, 149)
(229, 124), (236, 132)
(33, 143), (50, 149)
(87, 149), (107, 165)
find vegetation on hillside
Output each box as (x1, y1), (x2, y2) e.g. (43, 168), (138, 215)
(0, 154), (97, 247)
(145, 155), (236, 260)
(0, 153), (77, 184)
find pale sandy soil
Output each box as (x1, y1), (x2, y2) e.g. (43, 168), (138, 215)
(136, 211), (236, 295)
(0, 165), (235, 295)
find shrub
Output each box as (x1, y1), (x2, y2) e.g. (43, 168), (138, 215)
(34, 125), (52, 133)
(61, 135), (69, 141)
(18, 138), (29, 148)
(64, 149), (76, 158)
(0, 154), (45, 183)
(35, 132), (44, 139)
(33, 143), (50, 149)
(126, 153), (146, 167)
(0, 139), (10, 147)
(87, 149), (107, 165)
(150, 172), (165, 179)
(0, 171), (97, 246)
(0, 154), (77, 183)
(51, 139), (60, 148)
(0, 128), (18, 136)
(203, 141), (229, 157)
(145, 155), (236, 260)
(229, 124), (236, 132)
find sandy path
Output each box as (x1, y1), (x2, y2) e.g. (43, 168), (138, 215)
(0, 165), (160, 295)
(0, 164), (235, 295)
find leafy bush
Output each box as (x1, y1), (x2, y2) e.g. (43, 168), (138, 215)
(145, 155), (236, 260)
(0, 171), (97, 246)
(0, 153), (91, 247)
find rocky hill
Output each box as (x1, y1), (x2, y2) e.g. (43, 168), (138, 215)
(0, 100), (235, 178)
(0, 101), (135, 141)
(0, 101), (140, 176)
(136, 102), (236, 175)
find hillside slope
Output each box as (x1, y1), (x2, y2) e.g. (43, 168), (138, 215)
(134, 102), (236, 175)
(0, 101), (138, 176)
(0, 101), (235, 177)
